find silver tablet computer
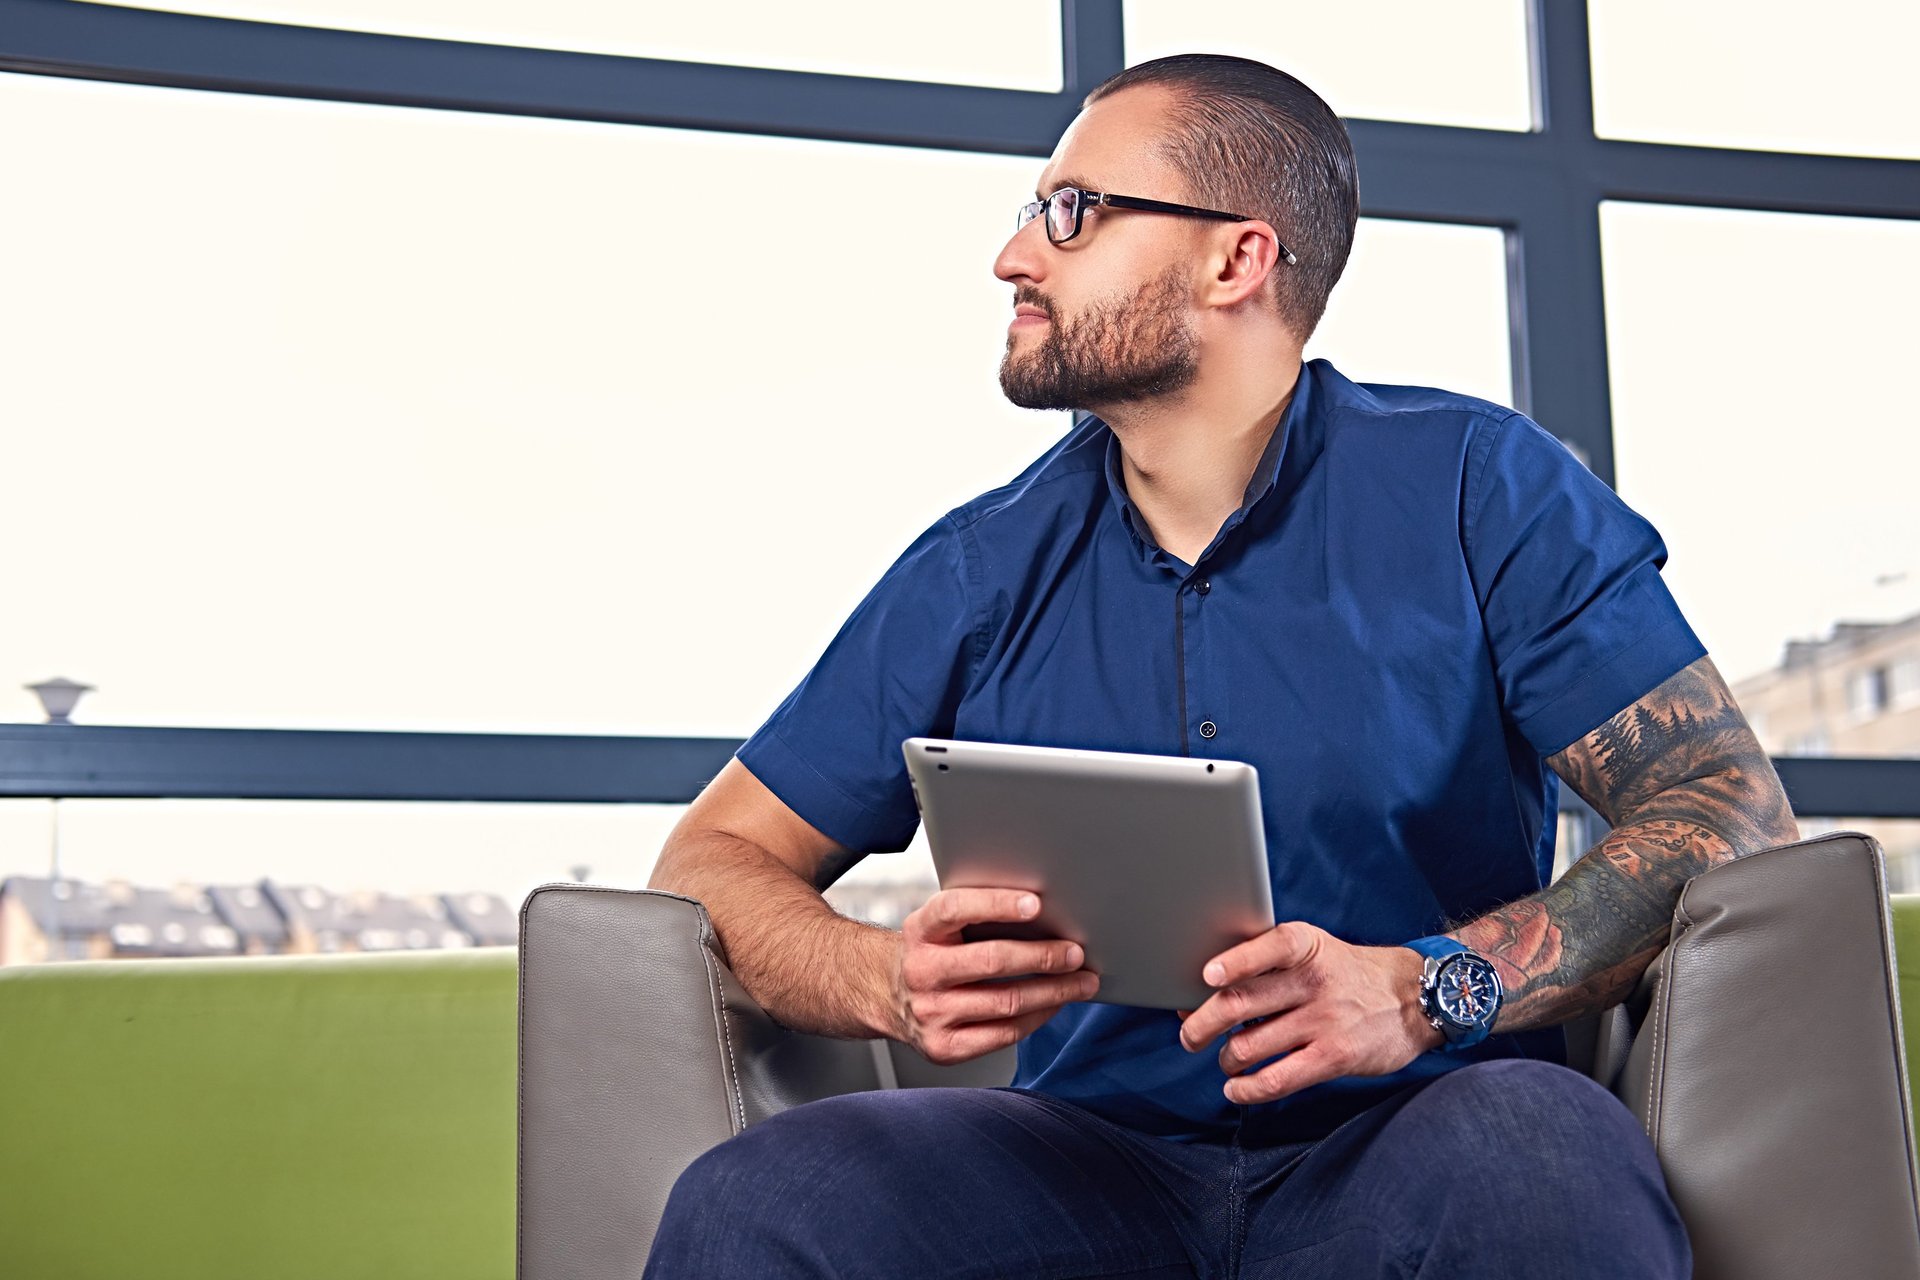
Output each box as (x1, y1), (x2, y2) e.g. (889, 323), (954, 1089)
(902, 737), (1275, 1010)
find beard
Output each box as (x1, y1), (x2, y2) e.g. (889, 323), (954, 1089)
(998, 266), (1199, 411)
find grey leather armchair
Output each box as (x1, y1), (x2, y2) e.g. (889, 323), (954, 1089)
(517, 832), (1920, 1279)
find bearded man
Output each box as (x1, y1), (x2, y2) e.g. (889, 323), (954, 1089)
(640, 53), (1797, 1278)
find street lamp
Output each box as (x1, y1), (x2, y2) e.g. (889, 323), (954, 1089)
(27, 677), (94, 724)
(23, 676), (94, 962)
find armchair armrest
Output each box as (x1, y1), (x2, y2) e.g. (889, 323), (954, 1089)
(1615, 831), (1920, 1280)
(515, 884), (885, 1280)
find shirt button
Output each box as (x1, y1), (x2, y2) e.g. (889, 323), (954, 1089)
(1195, 579), (1211, 595)
(1199, 720), (1217, 739)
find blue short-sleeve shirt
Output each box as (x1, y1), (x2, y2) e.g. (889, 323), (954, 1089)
(738, 357), (1705, 1144)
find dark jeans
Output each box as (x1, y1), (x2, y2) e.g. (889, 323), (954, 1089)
(643, 1058), (1691, 1278)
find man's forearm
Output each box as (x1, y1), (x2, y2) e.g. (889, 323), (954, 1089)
(649, 832), (901, 1041)
(1449, 813), (1732, 1032)
(1448, 660), (1800, 1033)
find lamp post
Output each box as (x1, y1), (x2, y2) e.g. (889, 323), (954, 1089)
(25, 677), (95, 962)
(26, 677), (93, 725)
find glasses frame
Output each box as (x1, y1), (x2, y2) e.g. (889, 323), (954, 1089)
(1017, 186), (1298, 265)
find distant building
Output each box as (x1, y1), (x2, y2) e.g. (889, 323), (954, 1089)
(0, 878), (240, 962)
(0, 876), (113, 965)
(331, 888), (475, 954)
(207, 882), (292, 954)
(441, 891), (518, 947)
(0, 875), (517, 965)
(103, 883), (243, 958)
(1733, 609), (1920, 889)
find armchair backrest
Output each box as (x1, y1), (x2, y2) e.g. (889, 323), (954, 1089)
(1609, 832), (1920, 1279)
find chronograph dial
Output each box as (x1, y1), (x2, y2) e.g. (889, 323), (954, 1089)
(1405, 938), (1504, 1053)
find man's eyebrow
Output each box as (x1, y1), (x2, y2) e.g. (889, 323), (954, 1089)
(1034, 176), (1098, 199)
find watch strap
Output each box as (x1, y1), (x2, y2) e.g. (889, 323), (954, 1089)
(1402, 934), (1470, 963)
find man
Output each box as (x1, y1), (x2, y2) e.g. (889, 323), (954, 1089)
(642, 53), (1798, 1277)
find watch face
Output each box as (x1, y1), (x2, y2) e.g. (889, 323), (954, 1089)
(1436, 953), (1501, 1028)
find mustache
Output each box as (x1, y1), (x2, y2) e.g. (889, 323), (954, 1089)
(1013, 287), (1055, 318)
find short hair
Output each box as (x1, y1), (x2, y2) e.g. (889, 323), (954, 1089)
(1085, 53), (1359, 342)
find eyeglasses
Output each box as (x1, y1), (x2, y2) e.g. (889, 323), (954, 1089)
(1016, 186), (1298, 265)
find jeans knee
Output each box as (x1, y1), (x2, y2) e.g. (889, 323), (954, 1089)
(647, 1091), (931, 1273)
(1414, 1061), (1683, 1244)
(1436, 1059), (1646, 1145)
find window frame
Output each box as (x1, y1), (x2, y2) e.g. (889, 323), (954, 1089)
(1, 0), (1914, 820)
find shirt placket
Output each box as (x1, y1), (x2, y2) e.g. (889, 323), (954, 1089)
(1176, 568), (1219, 756)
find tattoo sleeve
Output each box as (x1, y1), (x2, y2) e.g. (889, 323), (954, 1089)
(1450, 655), (1801, 1032)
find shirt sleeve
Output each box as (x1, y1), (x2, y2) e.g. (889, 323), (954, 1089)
(735, 513), (980, 854)
(1463, 412), (1707, 757)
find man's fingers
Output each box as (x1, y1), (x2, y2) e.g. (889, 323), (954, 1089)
(1201, 920), (1320, 989)
(938, 971), (1101, 1026)
(934, 1005), (1062, 1063)
(912, 887), (1042, 940)
(1222, 1042), (1343, 1105)
(911, 935), (1085, 990)
(1216, 1009), (1313, 1077)
(1178, 968), (1308, 1051)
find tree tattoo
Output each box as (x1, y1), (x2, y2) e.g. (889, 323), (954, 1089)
(1451, 656), (1800, 1031)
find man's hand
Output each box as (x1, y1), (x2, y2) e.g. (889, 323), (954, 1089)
(1178, 921), (1443, 1104)
(890, 888), (1100, 1065)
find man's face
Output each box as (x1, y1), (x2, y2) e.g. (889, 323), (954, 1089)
(995, 86), (1204, 412)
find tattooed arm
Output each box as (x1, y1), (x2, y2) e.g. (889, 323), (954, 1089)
(1182, 653), (1799, 1102)
(1449, 654), (1800, 1032)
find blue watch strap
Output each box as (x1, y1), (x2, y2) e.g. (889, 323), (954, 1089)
(1401, 934), (1469, 962)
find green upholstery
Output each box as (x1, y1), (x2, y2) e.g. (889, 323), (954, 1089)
(0, 949), (516, 1280)
(1895, 895), (1920, 1120)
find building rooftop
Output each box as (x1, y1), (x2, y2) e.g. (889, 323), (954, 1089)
(1, 873), (520, 960)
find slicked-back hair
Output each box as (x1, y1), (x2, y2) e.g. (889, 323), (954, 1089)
(1085, 54), (1359, 342)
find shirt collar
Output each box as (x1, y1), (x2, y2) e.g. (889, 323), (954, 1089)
(1097, 358), (1322, 564)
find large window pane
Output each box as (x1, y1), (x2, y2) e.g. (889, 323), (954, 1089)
(1590, 0), (1920, 161)
(1125, 1), (1534, 131)
(1306, 218), (1512, 408)
(1602, 202), (1920, 768)
(0, 71), (1054, 738)
(84, 0), (1062, 91)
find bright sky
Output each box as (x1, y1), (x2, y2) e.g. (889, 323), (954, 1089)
(1, 1), (1915, 906)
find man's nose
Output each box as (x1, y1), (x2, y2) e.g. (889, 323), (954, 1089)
(993, 217), (1048, 286)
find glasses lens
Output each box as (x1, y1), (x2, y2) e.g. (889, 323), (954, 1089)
(1016, 200), (1044, 231)
(1046, 189), (1080, 242)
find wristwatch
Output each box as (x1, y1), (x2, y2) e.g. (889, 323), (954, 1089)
(1402, 935), (1503, 1053)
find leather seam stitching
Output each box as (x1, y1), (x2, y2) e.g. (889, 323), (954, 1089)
(1648, 903), (1684, 1147)
(697, 913), (747, 1134)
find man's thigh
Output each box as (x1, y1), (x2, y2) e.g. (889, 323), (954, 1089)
(643, 1086), (1226, 1280)
(1238, 1059), (1691, 1279)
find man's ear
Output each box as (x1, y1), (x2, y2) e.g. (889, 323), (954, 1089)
(1205, 220), (1283, 309)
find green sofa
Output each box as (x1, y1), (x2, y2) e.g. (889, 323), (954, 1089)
(2, 899), (1917, 1279)
(0, 948), (516, 1279)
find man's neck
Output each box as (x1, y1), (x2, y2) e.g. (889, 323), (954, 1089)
(1096, 355), (1303, 566)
